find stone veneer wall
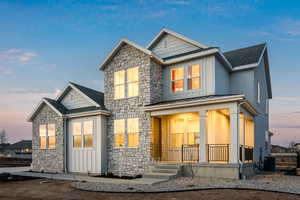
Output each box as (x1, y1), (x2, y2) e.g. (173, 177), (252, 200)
(104, 44), (162, 176)
(31, 104), (64, 173)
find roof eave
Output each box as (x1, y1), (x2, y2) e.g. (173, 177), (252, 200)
(144, 95), (245, 112)
(99, 39), (163, 71)
(147, 28), (208, 49)
(27, 99), (64, 122)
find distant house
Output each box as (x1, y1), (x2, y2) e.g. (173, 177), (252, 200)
(271, 145), (290, 153)
(0, 140), (32, 159)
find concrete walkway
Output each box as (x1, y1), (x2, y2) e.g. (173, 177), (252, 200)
(10, 171), (166, 185)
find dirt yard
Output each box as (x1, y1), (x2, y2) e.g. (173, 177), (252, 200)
(0, 178), (299, 200)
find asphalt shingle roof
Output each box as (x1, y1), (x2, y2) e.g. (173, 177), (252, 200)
(44, 98), (68, 114)
(223, 43), (266, 67)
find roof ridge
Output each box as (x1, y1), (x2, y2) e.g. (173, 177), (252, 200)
(224, 43), (266, 54)
(69, 82), (103, 95)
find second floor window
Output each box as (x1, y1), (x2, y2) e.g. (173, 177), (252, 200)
(127, 67), (139, 97)
(171, 67), (184, 93)
(188, 64), (201, 90)
(114, 70), (125, 99)
(257, 81), (261, 104)
(114, 67), (139, 99)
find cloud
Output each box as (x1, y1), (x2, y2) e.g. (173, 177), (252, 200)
(0, 49), (37, 64)
(0, 66), (13, 75)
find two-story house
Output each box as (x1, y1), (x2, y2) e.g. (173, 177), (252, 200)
(28, 29), (272, 179)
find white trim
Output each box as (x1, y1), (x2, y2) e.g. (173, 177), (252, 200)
(147, 28), (207, 49)
(144, 95), (245, 112)
(65, 110), (110, 118)
(55, 83), (100, 107)
(232, 63), (258, 71)
(163, 48), (219, 65)
(27, 99), (63, 122)
(99, 39), (163, 71)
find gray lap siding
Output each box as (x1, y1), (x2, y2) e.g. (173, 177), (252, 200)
(104, 44), (162, 176)
(31, 104), (64, 173)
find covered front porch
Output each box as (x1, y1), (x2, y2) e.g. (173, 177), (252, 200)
(147, 99), (255, 165)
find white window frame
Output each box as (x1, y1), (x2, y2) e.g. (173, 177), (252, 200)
(126, 67), (139, 98)
(72, 119), (94, 149)
(114, 70), (125, 100)
(39, 124), (55, 149)
(170, 66), (184, 93)
(127, 118), (139, 148)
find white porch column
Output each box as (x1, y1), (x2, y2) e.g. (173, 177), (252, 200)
(230, 105), (240, 163)
(241, 113), (245, 162)
(199, 110), (208, 163)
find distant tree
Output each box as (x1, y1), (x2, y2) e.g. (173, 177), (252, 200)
(0, 130), (8, 144)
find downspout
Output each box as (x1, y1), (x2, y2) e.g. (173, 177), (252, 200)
(63, 117), (68, 173)
(238, 102), (247, 180)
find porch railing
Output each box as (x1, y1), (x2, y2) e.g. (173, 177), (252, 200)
(239, 145), (254, 162)
(207, 144), (229, 163)
(151, 143), (199, 162)
(182, 144), (199, 162)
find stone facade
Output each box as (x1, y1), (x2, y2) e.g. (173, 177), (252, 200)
(31, 104), (65, 173)
(104, 44), (162, 176)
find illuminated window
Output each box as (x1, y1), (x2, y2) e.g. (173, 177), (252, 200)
(48, 124), (56, 149)
(128, 118), (139, 147)
(83, 121), (93, 147)
(114, 70), (125, 99)
(114, 119), (125, 147)
(39, 125), (46, 148)
(188, 64), (201, 90)
(73, 122), (82, 148)
(127, 67), (139, 97)
(171, 67), (184, 93)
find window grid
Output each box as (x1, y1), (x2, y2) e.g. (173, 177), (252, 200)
(171, 67), (184, 93)
(39, 124), (55, 149)
(188, 64), (201, 90)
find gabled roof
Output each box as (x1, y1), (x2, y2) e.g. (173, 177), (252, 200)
(27, 98), (65, 121)
(28, 82), (109, 122)
(147, 28), (208, 49)
(99, 39), (163, 71)
(56, 82), (105, 109)
(224, 43), (266, 68)
(68, 82), (105, 108)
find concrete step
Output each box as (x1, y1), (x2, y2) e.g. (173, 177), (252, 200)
(143, 172), (177, 179)
(150, 168), (179, 174)
(151, 164), (180, 170)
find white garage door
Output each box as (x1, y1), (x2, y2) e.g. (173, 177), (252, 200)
(68, 115), (106, 174)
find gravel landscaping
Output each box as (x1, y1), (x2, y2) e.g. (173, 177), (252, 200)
(73, 173), (300, 194)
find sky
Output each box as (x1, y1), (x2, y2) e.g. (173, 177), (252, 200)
(0, 0), (299, 146)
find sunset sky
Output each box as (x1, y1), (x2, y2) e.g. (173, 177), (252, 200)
(0, 0), (299, 146)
